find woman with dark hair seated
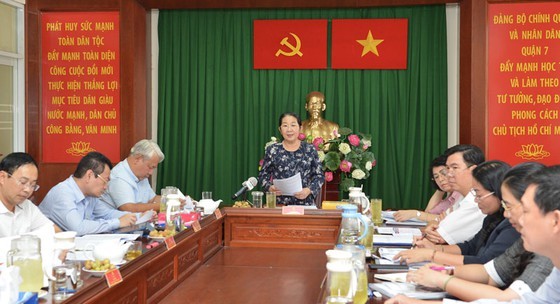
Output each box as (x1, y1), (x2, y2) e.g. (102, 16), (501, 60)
(394, 154), (461, 223)
(390, 162), (553, 302)
(395, 160), (520, 266)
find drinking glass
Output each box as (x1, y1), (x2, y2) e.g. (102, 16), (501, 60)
(266, 192), (276, 208)
(326, 262), (353, 303)
(202, 191), (212, 200)
(251, 191), (263, 208)
(370, 198), (383, 226)
(125, 241), (143, 261)
(64, 260), (83, 289)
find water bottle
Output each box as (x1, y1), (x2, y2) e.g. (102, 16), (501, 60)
(338, 205), (369, 245)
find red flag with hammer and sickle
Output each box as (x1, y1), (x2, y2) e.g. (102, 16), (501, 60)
(331, 19), (408, 69)
(253, 19), (327, 69)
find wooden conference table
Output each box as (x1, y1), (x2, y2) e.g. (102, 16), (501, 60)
(51, 207), (345, 304)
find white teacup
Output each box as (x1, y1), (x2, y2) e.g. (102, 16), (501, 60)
(54, 231), (77, 250)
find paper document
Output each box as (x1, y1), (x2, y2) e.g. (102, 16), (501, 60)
(378, 247), (407, 261)
(369, 282), (448, 299)
(377, 227), (422, 236)
(374, 272), (408, 282)
(74, 234), (140, 251)
(382, 211), (427, 226)
(373, 234), (413, 246)
(273, 173), (303, 196)
(135, 210), (155, 225)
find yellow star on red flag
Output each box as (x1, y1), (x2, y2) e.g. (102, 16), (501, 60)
(356, 30), (384, 57)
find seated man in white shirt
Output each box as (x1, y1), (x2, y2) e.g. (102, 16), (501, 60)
(0, 152), (54, 238)
(101, 139), (164, 212)
(424, 144), (487, 245)
(39, 152), (138, 236)
(386, 164), (560, 304)
(0, 152), (57, 285)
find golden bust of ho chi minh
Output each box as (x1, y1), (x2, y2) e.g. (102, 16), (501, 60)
(301, 91), (339, 140)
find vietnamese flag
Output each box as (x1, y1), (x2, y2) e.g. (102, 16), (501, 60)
(331, 19), (408, 69)
(253, 19), (327, 69)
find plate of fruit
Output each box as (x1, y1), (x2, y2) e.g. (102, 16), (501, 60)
(233, 201), (252, 208)
(148, 228), (176, 240)
(82, 259), (116, 277)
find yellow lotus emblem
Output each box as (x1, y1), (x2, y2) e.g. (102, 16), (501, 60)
(66, 141), (96, 156)
(514, 144), (550, 160)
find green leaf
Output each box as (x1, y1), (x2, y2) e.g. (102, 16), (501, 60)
(338, 127), (352, 136)
(324, 151), (341, 171)
(340, 176), (354, 192)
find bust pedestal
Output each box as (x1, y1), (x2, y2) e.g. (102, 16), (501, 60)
(321, 171), (341, 202)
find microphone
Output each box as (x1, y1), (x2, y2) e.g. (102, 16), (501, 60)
(232, 177), (258, 200)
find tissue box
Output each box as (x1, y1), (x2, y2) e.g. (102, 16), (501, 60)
(17, 292), (38, 304)
(321, 201), (350, 210)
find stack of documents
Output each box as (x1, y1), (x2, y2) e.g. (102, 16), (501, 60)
(374, 272), (407, 282)
(373, 234), (413, 246)
(369, 281), (448, 299)
(382, 211), (427, 226)
(377, 227), (422, 236)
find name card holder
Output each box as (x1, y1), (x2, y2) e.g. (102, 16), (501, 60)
(192, 221), (202, 232)
(164, 236), (176, 249)
(105, 268), (123, 287)
(282, 206), (305, 215)
(214, 208), (223, 219)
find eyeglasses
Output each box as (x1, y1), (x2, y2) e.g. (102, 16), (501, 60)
(6, 173), (40, 192)
(470, 189), (494, 201)
(96, 174), (110, 185)
(501, 200), (520, 211)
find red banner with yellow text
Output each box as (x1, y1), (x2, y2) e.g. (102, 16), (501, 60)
(488, 3), (560, 165)
(253, 19), (327, 69)
(331, 19), (408, 69)
(42, 12), (120, 163)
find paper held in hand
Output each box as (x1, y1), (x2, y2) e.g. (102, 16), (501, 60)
(273, 173), (303, 196)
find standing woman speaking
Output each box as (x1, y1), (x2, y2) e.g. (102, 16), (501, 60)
(258, 112), (325, 206)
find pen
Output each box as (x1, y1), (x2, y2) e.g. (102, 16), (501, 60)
(429, 266), (455, 271)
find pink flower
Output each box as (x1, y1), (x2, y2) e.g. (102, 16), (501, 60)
(372, 159), (377, 167)
(340, 160), (352, 173)
(325, 171), (333, 182)
(313, 137), (324, 150)
(348, 134), (360, 147)
(298, 133), (306, 141)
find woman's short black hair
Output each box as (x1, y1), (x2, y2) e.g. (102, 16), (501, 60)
(278, 112), (302, 127)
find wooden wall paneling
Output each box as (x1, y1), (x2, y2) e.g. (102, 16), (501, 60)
(223, 208), (341, 249)
(119, 0), (149, 160)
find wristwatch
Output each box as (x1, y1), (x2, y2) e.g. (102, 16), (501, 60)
(416, 211), (421, 218)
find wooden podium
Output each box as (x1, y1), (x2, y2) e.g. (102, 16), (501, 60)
(320, 170), (341, 202)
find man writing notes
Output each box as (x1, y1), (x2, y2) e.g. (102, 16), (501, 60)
(424, 145), (487, 245)
(102, 139), (164, 212)
(39, 152), (137, 236)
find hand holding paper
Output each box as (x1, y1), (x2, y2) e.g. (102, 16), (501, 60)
(272, 173), (303, 196)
